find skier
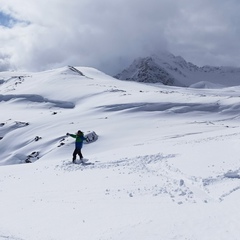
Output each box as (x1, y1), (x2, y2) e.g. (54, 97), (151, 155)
(66, 130), (87, 163)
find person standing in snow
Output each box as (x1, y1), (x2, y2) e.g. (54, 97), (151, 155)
(66, 130), (86, 163)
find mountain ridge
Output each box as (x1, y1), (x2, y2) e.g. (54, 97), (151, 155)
(114, 52), (240, 87)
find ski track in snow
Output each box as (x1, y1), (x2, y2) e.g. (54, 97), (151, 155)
(55, 154), (196, 204)
(201, 170), (240, 201)
(55, 153), (240, 204)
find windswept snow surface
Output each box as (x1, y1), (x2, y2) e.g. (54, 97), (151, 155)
(1, 66), (240, 239)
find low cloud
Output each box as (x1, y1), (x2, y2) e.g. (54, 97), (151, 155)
(0, 0), (240, 74)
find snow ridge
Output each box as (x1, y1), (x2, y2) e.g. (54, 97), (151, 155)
(0, 94), (75, 108)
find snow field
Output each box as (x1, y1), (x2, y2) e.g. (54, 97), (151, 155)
(1, 66), (240, 239)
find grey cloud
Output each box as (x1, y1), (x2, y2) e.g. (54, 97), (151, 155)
(0, 52), (11, 71)
(0, 0), (240, 74)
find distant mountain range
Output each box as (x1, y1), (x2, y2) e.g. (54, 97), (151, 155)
(114, 52), (240, 87)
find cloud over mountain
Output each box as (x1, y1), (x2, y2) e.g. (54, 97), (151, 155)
(0, 0), (240, 74)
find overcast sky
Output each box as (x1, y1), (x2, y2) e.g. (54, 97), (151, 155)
(0, 0), (240, 74)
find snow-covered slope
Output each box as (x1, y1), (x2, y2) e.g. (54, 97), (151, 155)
(1, 66), (240, 239)
(115, 52), (240, 87)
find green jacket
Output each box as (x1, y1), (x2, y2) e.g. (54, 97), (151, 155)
(69, 133), (86, 149)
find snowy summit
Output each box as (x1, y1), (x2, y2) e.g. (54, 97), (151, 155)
(115, 51), (240, 87)
(0, 64), (240, 239)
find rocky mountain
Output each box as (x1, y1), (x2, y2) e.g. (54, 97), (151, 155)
(114, 52), (240, 87)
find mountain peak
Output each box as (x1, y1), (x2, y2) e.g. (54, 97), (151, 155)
(114, 52), (240, 87)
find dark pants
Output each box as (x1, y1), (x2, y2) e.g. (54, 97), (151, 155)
(73, 148), (83, 161)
